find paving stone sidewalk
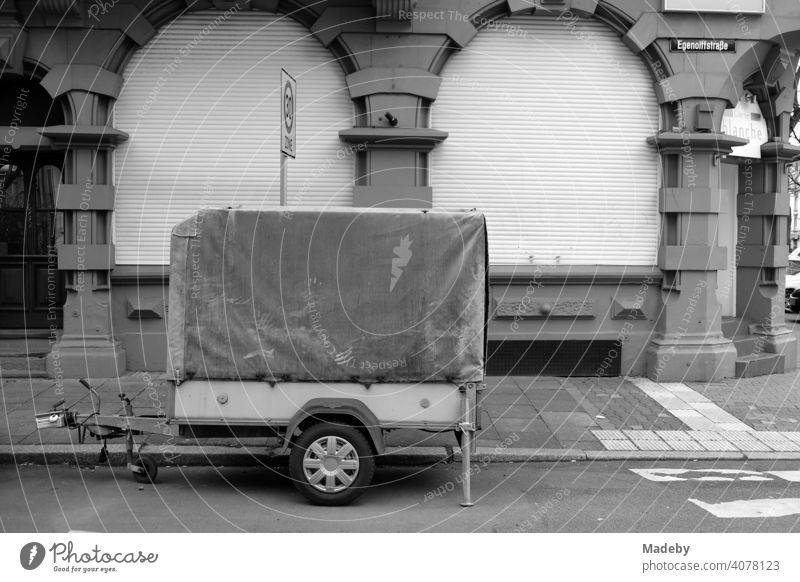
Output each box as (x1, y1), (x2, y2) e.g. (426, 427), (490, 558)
(2, 371), (800, 459)
(686, 370), (800, 432)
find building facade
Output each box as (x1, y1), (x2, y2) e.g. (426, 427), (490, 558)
(1, 0), (799, 382)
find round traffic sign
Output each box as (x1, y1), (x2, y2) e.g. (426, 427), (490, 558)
(283, 81), (294, 132)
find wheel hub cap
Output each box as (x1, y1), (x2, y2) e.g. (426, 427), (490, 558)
(302, 435), (360, 494)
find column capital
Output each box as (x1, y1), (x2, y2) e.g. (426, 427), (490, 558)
(345, 67), (442, 100)
(647, 131), (747, 154)
(38, 125), (128, 149)
(760, 140), (800, 162)
(339, 127), (448, 151)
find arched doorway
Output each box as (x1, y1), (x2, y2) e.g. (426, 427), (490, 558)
(430, 14), (660, 376)
(0, 77), (66, 329)
(113, 11), (355, 265)
(431, 15), (660, 267)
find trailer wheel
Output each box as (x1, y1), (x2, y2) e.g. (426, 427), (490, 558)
(132, 455), (158, 484)
(289, 423), (375, 506)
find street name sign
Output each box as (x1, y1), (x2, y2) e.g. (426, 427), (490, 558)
(670, 38), (736, 52)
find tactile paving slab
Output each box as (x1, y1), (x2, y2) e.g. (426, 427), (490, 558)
(598, 439), (638, 451)
(719, 432), (772, 452)
(593, 428), (800, 453)
(662, 439), (706, 452)
(751, 432), (800, 451)
(630, 438), (672, 451)
(692, 435), (739, 452)
(592, 430), (628, 440)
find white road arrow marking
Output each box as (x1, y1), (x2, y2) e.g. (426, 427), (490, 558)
(766, 470), (800, 482)
(631, 468), (770, 482)
(689, 498), (800, 518)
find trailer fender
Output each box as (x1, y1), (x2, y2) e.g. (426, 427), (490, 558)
(281, 398), (385, 455)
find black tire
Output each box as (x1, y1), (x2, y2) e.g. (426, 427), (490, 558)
(132, 455), (158, 484)
(289, 422), (375, 506)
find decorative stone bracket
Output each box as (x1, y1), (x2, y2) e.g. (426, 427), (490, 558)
(493, 298), (595, 320)
(339, 127), (447, 151)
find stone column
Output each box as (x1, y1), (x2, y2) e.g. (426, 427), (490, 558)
(310, 4), (473, 208)
(734, 47), (799, 372)
(44, 88), (128, 378)
(338, 70), (448, 208)
(736, 141), (799, 369)
(646, 101), (747, 381)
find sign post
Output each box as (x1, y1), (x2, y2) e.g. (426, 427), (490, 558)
(280, 69), (296, 205)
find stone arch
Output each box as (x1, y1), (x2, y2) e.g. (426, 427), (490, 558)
(464, 0), (672, 87)
(108, 2), (359, 88)
(733, 39), (800, 140)
(426, 1), (666, 136)
(111, 8), (357, 264)
(11, 3), (360, 131)
(429, 9), (661, 267)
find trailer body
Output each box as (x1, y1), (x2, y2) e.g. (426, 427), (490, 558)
(168, 207), (487, 384)
(37, 207), (488, 505)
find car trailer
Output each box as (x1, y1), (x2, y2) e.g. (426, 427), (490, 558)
(36, 207), (488, 506)
(36, 378), (481, 506)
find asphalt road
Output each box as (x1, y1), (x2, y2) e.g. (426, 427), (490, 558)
(3, 460), (800, 533)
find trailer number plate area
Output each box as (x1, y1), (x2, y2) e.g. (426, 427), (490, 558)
(35, 411), (67, 429)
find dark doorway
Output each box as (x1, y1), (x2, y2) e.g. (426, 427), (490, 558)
(0, 154), (66, 328)
(1, 76), (67, 330)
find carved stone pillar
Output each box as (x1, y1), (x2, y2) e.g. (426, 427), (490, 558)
(646, 124), (746, 381)
(736, 141), (799, 370)
(44, 90), (129, 378)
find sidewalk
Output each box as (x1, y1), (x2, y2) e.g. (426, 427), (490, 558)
(3, 370), (800, 467)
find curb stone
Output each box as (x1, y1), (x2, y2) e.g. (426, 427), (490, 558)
(1, 445), (588, 467)
(585, 450), (747, 461)
(453, 447), (586, 463)
(7, 445), (800, 468)
(741, 452), (800, 461)
(381, 446), (451, 465)
(0, 445), (288, 468)
(0, 445), (452, 468)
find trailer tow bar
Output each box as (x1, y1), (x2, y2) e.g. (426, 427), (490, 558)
(75, 379), (158, 483)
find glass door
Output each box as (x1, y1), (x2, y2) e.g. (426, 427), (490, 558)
(0, 155), (66, 328)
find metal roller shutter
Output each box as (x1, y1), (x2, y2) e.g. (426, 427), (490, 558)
(431, 16), (659, 266)
(113, 11), (354, 265)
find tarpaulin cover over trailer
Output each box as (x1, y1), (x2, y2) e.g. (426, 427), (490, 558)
(168, 207), (488, 383)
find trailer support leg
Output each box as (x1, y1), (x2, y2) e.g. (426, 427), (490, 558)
(460, 424), (473, 507)
(125, 428), (139, 474)
(459, 382), (477, 507)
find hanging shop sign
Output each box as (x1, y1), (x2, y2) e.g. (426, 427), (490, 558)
(663, 0), (764, 13)
(670, 38), (736, 52)
(721, 91), (768, 159)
